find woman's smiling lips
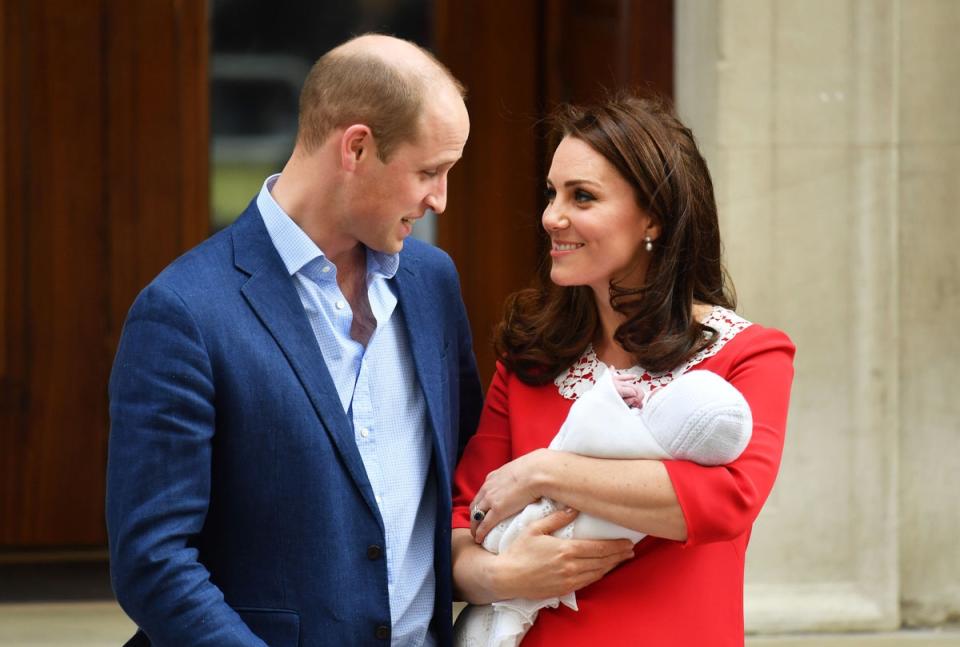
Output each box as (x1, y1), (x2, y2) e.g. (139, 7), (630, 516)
(550, 240), (585, 256)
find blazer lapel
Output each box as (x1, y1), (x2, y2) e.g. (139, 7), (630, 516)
(393, 261), (452, 488)
(231, 207), (382, 526)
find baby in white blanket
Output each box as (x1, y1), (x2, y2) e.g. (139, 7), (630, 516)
(453, 366), (753, 647)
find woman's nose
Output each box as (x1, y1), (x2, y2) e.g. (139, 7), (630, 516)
(542, 203), (569, 231)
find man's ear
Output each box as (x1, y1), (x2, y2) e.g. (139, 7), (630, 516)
(340, 124), (374, 172)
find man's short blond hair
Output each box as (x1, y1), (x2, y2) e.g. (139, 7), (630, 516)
(296, 37), (464, 161)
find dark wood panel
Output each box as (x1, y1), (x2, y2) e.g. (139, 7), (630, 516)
(1, 0), (28, 546)
(105, 0), (209, 354)
(0, 0), (110, 546)
(545, 0), (674, 107)
(1, 0), (208, 547)
(0, 0), (6, 382)
(435, 0), (546, 387)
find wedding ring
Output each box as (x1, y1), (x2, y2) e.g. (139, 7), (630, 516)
(472, 506), (486, 522)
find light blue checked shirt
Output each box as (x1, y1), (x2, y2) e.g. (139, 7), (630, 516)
(257, 175), (437, 647)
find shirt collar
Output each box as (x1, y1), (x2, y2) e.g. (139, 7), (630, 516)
(257, 174), (400, 280)
(366, 247), (399, 280)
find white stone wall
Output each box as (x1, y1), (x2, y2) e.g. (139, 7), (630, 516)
(897, 0), (960, 627)
(676, 0), (960, 634)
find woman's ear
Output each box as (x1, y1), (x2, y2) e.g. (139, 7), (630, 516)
(340, 124), (373, 171)
(645, 217), (663, 242)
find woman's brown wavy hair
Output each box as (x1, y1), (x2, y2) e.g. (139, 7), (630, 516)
(495, 93), (736, 385)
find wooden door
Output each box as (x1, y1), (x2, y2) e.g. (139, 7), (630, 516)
(0, 0), (208, 546)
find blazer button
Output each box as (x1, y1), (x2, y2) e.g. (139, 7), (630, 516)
(367, 544), (383, 560)
(375, 624), (390, 640)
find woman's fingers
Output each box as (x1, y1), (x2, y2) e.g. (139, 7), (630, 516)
(468, 495), (485, 539)
(556, 543), (635, 593)
(470, 450), (549, 542)
(470, 485), (534, 544)
(561, 537), (635, 559)
(469, 490), (499, 541)
(494, 516), (635, 599)
(526, 507), (579, 535)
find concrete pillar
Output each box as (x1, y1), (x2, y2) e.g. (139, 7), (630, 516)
(897, 0), (960, 628)
(676, 0), (960, 634)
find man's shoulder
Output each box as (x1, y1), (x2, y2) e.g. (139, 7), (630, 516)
(150, 226), (235, 295)
(399, 237), (456, 275)
(400, 237), (450, 264)
(151, 200), (265, 292)
(398, 239), (464, 308)
(137, 203), (266, 316)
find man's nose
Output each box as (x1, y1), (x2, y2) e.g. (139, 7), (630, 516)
(425, 176), (447, 214)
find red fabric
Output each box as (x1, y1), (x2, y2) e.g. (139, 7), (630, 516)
(452, 324), (795, 646)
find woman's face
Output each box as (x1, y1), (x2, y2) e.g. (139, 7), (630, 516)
(543, 136), (658, 297)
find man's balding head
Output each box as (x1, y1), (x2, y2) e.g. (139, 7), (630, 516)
(296, 34), (465, 161)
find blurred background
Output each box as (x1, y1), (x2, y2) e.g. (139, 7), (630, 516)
(1, 0), (957, 644)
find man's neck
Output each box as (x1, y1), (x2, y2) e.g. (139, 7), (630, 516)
(331, 244), (366, 293)
(334, 245), (377, 347)
(271, 146), (356, 259)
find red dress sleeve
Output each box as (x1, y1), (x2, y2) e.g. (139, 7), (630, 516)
(664, 325), (796, 546)
(452, 361), (513, 529)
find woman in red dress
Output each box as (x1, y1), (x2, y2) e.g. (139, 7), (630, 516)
(451, 94), (795, 646)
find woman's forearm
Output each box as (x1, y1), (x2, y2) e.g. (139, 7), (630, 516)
(532, 451), (688, 541)
(452, 529), (503, 604)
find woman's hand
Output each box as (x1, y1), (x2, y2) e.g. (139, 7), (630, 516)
(492, 508), (635, 600)
(470, 448), (552, 544)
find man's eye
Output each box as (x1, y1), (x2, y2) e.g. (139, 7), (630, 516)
(544, 187), (556, 201)
(574, 189), (595, 203)
(422, 169), (438, 178)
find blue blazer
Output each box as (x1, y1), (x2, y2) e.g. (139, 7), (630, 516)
(106, 201), (483, 646)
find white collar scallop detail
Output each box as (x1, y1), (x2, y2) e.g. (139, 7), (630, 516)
(554, 306), (752, 401)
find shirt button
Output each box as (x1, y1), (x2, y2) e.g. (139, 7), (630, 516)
(367, 544), (383, 560)
(321, 265), (331, 273)
(375, 625), (390, 640)
(375, 494), (382, 504)
(335, 300), (345, 310)
(359, 427), (370, 438)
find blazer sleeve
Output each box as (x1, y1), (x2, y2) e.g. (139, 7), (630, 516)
(452, 361), (514, 528)
(664, 326), (796, 546)
(451, 269), (484, 463)
(106, 283), (267, 647)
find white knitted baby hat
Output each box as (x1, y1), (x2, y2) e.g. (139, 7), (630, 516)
(642, 370), (752, 465)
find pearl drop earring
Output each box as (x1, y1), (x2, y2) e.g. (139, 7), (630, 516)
(644, 236), (653, 252)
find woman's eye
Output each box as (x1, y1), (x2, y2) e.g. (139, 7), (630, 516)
(544, 187), (556, 201)
(574, 189), (595, 203)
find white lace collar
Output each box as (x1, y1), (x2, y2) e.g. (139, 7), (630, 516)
(554, 306), (751, 400)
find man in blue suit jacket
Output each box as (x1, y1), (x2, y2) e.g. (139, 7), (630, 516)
(107, 35), (482, 646)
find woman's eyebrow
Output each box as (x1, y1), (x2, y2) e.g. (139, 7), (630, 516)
(562, 178), (601, 188)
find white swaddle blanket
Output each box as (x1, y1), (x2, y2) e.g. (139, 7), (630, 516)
(453, 366), (752, 647)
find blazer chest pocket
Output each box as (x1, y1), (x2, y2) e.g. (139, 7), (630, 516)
(237, 607), (300, 646)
